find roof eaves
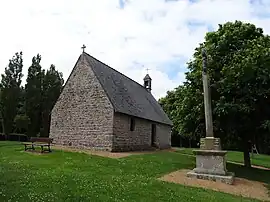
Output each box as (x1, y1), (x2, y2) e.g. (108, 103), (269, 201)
(115, 111), (173, 126)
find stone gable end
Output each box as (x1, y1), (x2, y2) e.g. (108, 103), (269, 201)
(49, 54), (114, 150)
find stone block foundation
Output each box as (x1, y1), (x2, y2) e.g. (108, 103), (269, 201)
(187, 149), (235, 185)
(186, 170), (235, 185)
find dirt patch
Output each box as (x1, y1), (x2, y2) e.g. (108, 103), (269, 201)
(159, 169), (270, 201)
(52, 145), (172, 159)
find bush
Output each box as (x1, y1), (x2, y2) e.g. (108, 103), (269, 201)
(14, 115), (30, 134)
(0, 135), (5, 141)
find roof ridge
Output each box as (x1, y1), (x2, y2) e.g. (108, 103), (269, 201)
(83, 51), (172, 126)
(83, 52), (152, 95)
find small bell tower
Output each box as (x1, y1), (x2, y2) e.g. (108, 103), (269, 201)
(143, 73), (152, 92)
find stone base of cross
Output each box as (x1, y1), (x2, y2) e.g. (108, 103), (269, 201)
(187, 137), (235, 185)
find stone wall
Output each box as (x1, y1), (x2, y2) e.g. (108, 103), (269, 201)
(112, 112), (171, 151)
(156, 124), (171, 149)
(49, 54), (114, 151)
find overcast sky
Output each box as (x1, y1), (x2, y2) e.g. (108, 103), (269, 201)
(1, 0), (270, 99)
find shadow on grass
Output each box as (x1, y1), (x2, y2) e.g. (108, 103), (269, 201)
(227, 162), (270, 185)
(230, 164), (270, 197)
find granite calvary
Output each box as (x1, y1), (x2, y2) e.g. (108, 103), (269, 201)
(49, 51), (172, 152)
(187, 49), (234, 185)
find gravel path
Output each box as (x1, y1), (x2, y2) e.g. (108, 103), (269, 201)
(159, 169), (270, 201)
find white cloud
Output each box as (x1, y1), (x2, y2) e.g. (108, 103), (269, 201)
(0, 0), (270, 99)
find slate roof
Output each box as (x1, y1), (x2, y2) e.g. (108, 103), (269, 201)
(84, 52), (173, 126)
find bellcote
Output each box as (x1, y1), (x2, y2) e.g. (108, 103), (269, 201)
(143, 74), (152, 92)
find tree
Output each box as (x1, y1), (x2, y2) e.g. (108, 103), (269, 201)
(25, 54), (44, 137)
(25, 55), (64, 137)
(14, 114), (30, 134)
(160, 21), (270, 167)
(41, 64), (64, 137)
(0, 52), (23, 135)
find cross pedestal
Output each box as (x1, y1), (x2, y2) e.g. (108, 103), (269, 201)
(200, 137), (221, 150)
(187, 137), (235, 185)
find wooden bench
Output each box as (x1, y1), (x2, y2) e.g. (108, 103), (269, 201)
(23, 137), (53, 153)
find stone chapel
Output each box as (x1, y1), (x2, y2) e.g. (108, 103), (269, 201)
(49, 51), (173, 151)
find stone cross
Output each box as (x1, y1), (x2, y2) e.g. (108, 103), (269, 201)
(81, 44), (86, 53)
(146, 68), (150, 74)
(186, 49), (234, 185)
(202, 48), (214, 138)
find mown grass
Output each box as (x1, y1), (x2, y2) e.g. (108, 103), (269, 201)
(175, 147), (270, 168)
(0, 141), (269, 202)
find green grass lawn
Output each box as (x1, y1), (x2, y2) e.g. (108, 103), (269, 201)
(175, 147), (270, 168)
(0, 142), (269, 202)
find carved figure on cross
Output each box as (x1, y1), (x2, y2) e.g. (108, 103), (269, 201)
(202, 48), (207, 74)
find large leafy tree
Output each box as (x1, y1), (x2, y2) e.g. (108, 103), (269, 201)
(25, 54), (44, 137)
(41, 64), (64, 137)
(0, 52), (24, 135)
(160, 21), (270, 167)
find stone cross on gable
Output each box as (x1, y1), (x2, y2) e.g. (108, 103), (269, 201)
(81, 44), (86, 53)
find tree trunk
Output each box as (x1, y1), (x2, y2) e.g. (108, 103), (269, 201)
(243, 141), (251, 168)
(1, 117), (5, 135)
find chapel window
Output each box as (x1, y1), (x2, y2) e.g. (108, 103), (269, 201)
(130, 118), (135, 131)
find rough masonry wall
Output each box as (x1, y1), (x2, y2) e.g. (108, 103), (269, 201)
(112, 112), (171, 151)
(49, 55), (114, 151)
(112, 113), (151, 151)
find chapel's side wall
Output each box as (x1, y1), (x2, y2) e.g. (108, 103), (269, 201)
(49, 54), (114, 151)
(112, 112), (171, 151)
